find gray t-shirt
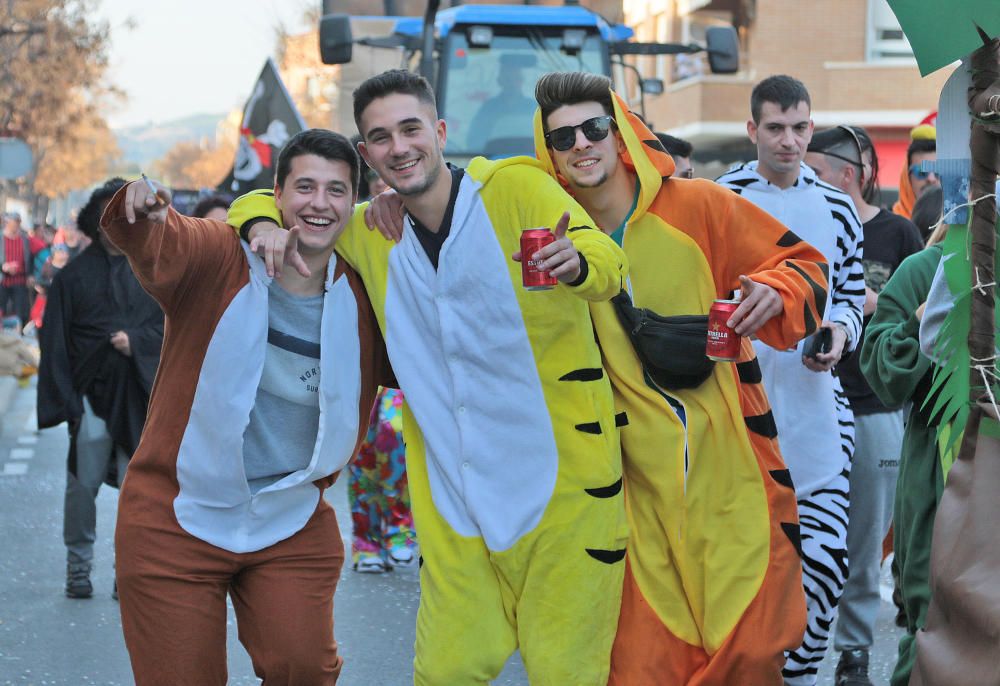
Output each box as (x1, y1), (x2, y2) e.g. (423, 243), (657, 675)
(243, 281), (323, 493)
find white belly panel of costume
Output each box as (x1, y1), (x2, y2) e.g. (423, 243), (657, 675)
(384, 180), (559, 552)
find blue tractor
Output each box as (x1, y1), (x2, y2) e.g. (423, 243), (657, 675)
(319, 2), (738, 161)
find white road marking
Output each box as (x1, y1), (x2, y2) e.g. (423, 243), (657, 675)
(1, 462), (28, 475)
(23, 411), (36, 432)
(10, 448), (33, 460)
(17, 435), (37, 445)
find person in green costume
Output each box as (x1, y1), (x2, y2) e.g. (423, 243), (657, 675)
(859, 239), (945, 686)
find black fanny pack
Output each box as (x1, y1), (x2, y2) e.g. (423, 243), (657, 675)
(611, 289), (716, 391)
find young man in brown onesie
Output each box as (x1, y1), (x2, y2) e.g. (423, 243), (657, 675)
(102, 130), (392, 685)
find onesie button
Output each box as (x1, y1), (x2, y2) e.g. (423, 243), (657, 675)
(462, 461), (470, 469)
(458, 405), (466, 414)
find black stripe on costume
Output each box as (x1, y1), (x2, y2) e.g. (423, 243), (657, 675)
(776, 230), (802, 247)
(786, 261), (827, 317)
(643, 138), (666, 152)
(781, 522), (803, 557)
(586, 548), (626, 564)
(800, 499), (849, 532)
(559, 368), (604, 382)
(745, 411), (778, 439)
(769, 469), (794, 489)
(585, 477), (623, 498)
(568, 226), (592, 233)
(736, 359), (763, 384)
(804, 300), (817, 335)
(575, 422), (602, 435)
(822, 542), (849, 579)
(798, 513), (840, 539)
(615, 411), (629, 427)
(802, 559), (844, 607)
(824, 192), (861, 218)
(723, 176), (755, 188)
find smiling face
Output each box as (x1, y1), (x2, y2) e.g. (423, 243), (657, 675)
(748, 100), (813, 188)
(357, 93), (447, 198)
(274, 153), (354, 258)
(544, 101), (625, 190)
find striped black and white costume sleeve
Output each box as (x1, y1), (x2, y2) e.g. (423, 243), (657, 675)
(816, 180), (865, 352)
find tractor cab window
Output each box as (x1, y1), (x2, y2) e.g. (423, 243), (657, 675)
(441, 28), (606, 159)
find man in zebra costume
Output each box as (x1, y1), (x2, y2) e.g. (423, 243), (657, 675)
(717, 75), (865, 686)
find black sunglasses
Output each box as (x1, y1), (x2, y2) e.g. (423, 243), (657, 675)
(544, 115), (614, 152)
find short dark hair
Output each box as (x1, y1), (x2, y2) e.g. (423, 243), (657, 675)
(274, 129), (359, 197)
(906, 137), (936, 166)
(750, 75), (811, 124)
(655, 133), (693, 159)
(534, 72), (614, 129)
(79, 177), (127, 240)
(353, 69), (437, 135)
(191, 194), (232, 219)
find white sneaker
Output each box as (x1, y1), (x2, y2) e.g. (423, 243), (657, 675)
(388, 547), (417, 568)
(354, 557), (388, 574)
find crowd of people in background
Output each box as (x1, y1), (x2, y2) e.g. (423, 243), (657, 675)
(9, 62), (958, 686)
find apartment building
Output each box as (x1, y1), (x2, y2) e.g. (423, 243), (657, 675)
(624, 0), (953, 187)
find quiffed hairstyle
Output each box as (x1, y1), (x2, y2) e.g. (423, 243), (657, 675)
(534, 72), (614, 130)
(353, 69), (437, 134)
(750, 75), (811, 124)
(655, 133), (693, 159)
(275, 129), (360, 198)
(78, 177), (127, 240)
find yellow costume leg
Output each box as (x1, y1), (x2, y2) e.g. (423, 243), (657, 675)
(408, 438), (516, 686)
(495, 451), (629, 685)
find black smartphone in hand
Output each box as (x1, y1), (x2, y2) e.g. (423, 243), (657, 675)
(804, 326), (833, 359)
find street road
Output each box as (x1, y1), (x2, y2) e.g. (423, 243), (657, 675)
(0, 380), (902, 685)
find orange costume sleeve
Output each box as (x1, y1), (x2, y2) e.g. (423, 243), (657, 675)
(652, 179), (828, 350)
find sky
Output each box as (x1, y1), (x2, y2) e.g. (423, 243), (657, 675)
(96, 0), (315, 129)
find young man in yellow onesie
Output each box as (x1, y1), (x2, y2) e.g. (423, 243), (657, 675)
(532, 71), (826, 685)
(230, 69), (629, 686)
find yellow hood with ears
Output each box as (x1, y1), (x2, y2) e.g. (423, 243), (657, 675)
(532, 90), (676, 222)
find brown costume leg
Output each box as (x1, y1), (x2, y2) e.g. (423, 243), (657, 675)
(231, 501), (345, 685)
(116, 503), (235, 686)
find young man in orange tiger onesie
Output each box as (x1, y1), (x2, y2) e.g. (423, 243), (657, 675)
(532, 71), (823, 685)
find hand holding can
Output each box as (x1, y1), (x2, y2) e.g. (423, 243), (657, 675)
(520, 228), (558, 290)
(706, 296), (742, 362)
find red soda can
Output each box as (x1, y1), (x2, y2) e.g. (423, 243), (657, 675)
(521, 229), (558, 291)
(706, 298), (742, 362)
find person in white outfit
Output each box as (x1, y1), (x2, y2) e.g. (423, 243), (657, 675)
(717, 75), (865, 686)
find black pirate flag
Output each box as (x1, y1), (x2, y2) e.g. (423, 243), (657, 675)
(219, 58), (307, 194)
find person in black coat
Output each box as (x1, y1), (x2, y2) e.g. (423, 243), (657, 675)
(37, 178), (164, 599)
